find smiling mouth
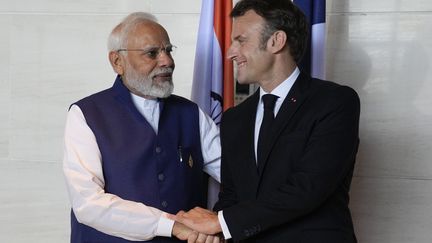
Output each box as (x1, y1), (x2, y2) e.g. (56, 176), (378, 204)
(235, 60), (246, 68)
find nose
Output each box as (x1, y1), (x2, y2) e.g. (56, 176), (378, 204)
(157, 51), (175, 67)
(226, 43), (237, 61)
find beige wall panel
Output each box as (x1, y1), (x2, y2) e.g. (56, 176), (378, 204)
(0, 16), (11, 159)
(326, 13), (432, 178)
(0, 0), (151, 13)
(0, 160), (69, 242)
(0, 0), (202, 15)
(151, 0), (201, 14)
(350, 176), (432, 243)
(328, 0), (432, 12)
(8, 14), (121, 162)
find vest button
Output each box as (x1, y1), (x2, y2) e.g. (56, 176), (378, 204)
(155, 146), (162, 153)
(158, 173), (165, 181)
(161, 201), (168, 208)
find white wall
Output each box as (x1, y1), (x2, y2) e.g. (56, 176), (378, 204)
(0, 0), (431, 242)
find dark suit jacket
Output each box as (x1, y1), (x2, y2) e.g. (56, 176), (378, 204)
(214, 72), (360, 243)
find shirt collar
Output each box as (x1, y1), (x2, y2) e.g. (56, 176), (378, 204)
(130, 92), (158, 109)
(259, 67), (300, 100)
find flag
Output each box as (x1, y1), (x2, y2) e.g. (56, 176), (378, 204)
(191, 0), (233, 126)
(191, 0), (233, 208)
(293, 0), (326, 79)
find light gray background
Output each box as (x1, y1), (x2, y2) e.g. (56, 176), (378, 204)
(0, 0), (431, 242)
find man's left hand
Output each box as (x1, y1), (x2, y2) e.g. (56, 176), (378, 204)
(175, 207), (222, 235)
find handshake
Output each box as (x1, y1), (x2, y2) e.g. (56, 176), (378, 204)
(170, 207), (224, 243)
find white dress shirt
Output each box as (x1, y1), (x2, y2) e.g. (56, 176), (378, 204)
(218, 67), (300, 239)
(63, 93), (221, 241)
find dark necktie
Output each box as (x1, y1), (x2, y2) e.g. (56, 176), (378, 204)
(257, 94), (278, 166)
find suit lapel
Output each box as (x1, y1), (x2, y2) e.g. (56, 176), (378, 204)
(257, 72), (312, 175)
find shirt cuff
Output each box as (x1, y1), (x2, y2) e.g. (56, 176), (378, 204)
(156, 213), (175, 237)
(218, 211), (232, 240)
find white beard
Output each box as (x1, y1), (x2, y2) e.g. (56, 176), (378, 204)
(123, 62), (174, 98)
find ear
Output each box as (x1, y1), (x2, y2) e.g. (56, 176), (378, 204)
(109, 51), (125, 75)
(267, 30), (287, 54)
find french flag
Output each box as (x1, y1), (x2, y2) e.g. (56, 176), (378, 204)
(191, 0), (233, 126)
(293, 0), (326, 79)
(191, 0), (233, 208)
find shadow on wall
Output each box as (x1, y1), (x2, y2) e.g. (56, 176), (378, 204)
(354, 38), (430, 179)
(328, 0), (432, 241)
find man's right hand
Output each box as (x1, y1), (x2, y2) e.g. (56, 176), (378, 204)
(172, 221), (197, 241)
(172, 221), (222, 243)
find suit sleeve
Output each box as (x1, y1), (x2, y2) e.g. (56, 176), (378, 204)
(222, 86), (360, 241)
(213, 108), (238, 212)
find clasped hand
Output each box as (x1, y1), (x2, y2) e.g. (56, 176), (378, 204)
(171, 207), (223, 243)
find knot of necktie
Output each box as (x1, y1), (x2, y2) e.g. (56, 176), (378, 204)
(262, 94), (278, 112)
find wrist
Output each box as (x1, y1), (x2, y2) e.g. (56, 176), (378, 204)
(157, 214), (174, 237)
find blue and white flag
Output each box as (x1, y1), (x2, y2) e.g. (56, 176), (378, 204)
(191, 0), (233, 126)
(293, 0), (326, 79)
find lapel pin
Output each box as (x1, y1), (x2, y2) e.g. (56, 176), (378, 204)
(290, 97), (297, 102)
(188, 155), (194, 168)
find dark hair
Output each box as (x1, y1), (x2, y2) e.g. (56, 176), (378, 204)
(231, 0), (309, 63)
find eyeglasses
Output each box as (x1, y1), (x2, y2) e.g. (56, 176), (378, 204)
(117, 45), (177, 60)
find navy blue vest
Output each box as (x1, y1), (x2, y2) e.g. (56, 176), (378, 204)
(70, 76), (206, 243)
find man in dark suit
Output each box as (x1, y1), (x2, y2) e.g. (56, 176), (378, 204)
(174, 0), (360, 242)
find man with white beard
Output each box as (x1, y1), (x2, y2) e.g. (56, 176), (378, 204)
(63, 12), (221, 243)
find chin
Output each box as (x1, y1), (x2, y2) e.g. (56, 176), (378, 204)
(237, 78), (254, 85)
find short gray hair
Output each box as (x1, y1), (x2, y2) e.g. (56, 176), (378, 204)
(107, 12), (158, 52)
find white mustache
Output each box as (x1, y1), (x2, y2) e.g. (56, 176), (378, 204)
(151, 68), (174, 77)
